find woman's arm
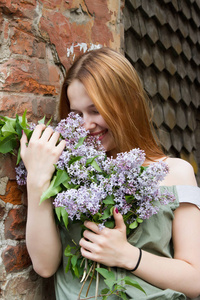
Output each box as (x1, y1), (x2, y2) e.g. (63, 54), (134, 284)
(20, 124), (66, 277)
(135, 203), (200, 298)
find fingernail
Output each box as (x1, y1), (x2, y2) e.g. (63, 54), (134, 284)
(115, 207), (119, 214)
(22, 130), (24, 134)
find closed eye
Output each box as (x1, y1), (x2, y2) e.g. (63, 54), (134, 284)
(70, 110), (83, 117)
(91, 110), (99, 115)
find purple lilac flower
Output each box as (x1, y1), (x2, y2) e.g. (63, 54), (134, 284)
(53, 183), (107, 220)
(15, 112), (174, 228)
(15, 160), (27, 185)
(55, 112), (86, 142)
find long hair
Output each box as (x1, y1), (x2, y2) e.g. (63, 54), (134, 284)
(59, 47), (164, 161)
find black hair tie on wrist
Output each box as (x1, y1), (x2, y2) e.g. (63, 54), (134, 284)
(131, 248), (142, 272)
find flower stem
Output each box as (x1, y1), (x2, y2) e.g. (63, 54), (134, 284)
(77, 262), (94, 300)
(80, 258), (88, 283)
(95, 263), (100, 300)
(86, 262), (96, 297)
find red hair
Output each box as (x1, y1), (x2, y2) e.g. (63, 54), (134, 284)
(59, 47), (164, 161)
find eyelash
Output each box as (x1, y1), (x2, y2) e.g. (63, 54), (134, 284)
(71, 111), (99, 117)
(91, 110), (99, 115)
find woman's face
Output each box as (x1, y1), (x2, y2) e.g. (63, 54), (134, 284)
(67, 79), (117, 157)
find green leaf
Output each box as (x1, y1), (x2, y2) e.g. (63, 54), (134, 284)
(54, 169), (70, 188)
(90, 159), (102, 172)
(73, 265), (79, 278)
(64, 245), (73, 257)
(96, 268), (115, 281)
(129, 220), (138, 229)
(16, 147), (21, 165)
(99, 205), (113, 220)
(15, 115), (23, 138)
(103, 195), (115, 205)
(65, 256), (71, 273)
(139, 166), (148, 174)
(68, 156), (83, 166)
(39, 176), (62, 204)
(124, 276), (146, 294)
(71, 255), (78, 267)
(55, 207), (62, 221)
(136, 217), (143, 224)
(55, 207), (69, 228)
(0, 134), (17, 153)
(101, 288), (110, 295)
(114, 284), (125, 291)
(62, 181), (79, 189)
(46, 117), (52, 127)
(21, 110), (28, 127)
(125, 195), (135, 203)
(61, 208), (69, 229)
(74, 136), (86, 149)
(104, 220), (115, 229)
(119, 291), (129, 300)
(38, 116), (46, 124)
(1, 119), (17, 136)
(104, 278), (114, 291)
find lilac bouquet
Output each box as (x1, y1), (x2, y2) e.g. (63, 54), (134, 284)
(0, 111), (174, 299)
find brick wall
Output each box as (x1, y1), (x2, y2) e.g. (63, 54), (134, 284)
(0, 1), (123, 299)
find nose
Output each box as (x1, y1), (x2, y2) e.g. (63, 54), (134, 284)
(83, 116), (96, 131)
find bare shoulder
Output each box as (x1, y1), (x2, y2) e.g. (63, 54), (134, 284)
(161, 157), (197, 186)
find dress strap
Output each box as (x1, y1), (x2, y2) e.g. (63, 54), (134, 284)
(176, 185), (200, 209)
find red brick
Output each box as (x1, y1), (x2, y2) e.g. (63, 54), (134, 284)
(85, 0), (111, 20)
(42, 0), (62, 10)
(85, 0), (113, 44)
(15, 19), (32, 33)
(5, 206), (27, 240)
(10, 29), (46, 59)
(39, 10), (72, 67)
(0, 94), (58, 122)
(1, 18), (9, 41)
(1, 59), (58, 95)
(1, 181), (22, 205)
(0, 155), (17, 180)
(0, 94), (36, 121)
(2, 244), (31, 273)
(0, 0), (36, 19)
(33, 97), (58, 119)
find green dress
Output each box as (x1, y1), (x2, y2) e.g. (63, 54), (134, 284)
(54, 185), (200, 300)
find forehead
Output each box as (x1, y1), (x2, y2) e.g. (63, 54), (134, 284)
(67, 79), (94, 109)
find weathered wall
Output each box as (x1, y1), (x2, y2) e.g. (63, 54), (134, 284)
(0, 1), (123, 299)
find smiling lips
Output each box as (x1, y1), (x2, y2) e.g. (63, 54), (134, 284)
(89, 129), (108, 140)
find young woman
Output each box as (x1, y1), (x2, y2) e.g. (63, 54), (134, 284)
(20, 47), (200, 300)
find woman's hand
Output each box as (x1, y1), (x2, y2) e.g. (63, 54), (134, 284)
(20, 124), (66, 189)
(79, 208), (138, 269)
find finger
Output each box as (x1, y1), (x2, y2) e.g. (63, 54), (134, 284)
(47, 130), (60, 145)
(30, 124), (46, 140)
(56, 139), (66, 153)
(83, 229), (100, 244)
(20, 130), (28, 147)
(113, 207), (126, 231)
(39, 127), (54, 142)
(80, 246), (98, 261)
(20, 131), (28, 161)
(84, 221), (100, 234)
